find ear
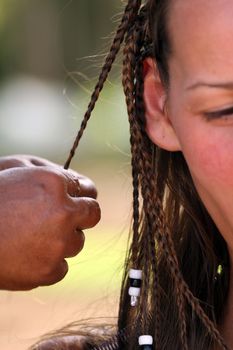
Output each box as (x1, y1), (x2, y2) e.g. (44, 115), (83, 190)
(143, 58), (181, 151)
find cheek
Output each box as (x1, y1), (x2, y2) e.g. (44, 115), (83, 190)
(179, 126), (233, 187)
(168, 101), (233, 187)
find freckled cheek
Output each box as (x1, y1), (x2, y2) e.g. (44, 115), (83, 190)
(168, 95), (233, 187)
(181, 134), (233, 187)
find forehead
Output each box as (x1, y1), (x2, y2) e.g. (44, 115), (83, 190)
(169, 0), (233, 34)
(168, 0), (233, 81)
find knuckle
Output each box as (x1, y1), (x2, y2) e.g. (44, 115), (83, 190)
(29, 157), (45, 166)
(78, 176), (98, 199)
(90, 186), (98, 199)
(86, 179), (98, 199)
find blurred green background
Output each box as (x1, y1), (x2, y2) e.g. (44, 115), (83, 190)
(0, 1), (132, 349)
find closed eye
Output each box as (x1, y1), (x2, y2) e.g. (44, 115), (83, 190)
(204, 106), (233, 120)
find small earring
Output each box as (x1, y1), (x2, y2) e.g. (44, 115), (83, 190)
(128, 268), (142, 306)
(138, 335), (153, 349)
(214, 264), (223, 282)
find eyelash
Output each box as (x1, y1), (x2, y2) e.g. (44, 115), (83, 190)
(204, 106), (233, 120)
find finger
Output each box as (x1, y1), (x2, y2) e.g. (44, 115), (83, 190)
(64, 230), (85, 258)
(70, 197), (101, 230)
(21, 155), (58, 167)
(64, 169), (97, 199)
(0, 157), (30, 170)
(9, 155), (51, 167)
(63, 172), (81, 197)
(28, 157), (51, 166)
(76, 175), (97, 199)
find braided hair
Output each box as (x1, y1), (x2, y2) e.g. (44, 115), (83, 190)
(64, 1), (230, 349)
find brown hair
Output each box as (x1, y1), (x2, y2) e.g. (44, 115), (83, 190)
(64, 1), (230, 349)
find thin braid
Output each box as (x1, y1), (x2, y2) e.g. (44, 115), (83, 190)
(122, 17), (152, 337)
(175, 285), (188, 350)
(183, 288), (228, 350)
(122, 23), (142, 267)
(159, 209), (189, 349)
(64, 0), (142, 170)
(153, 191), (228, 348)
(131, 157), (140, 267)
(135, 53), (161, 347)
(157, 206), (228, 349)
(173, 262), (228, 349)
(169, 255), (228, 349)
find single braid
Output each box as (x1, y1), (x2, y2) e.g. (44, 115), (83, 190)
(156, 207), (189, 349)
(175, 288), (188, 350)
(135, 52), (161, 346)
(131, 165), (140, 267)
(122, 25), (141, 267)
(64, 0), (142, 170)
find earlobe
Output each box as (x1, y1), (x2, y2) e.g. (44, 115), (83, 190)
(143, 58), (181, 152)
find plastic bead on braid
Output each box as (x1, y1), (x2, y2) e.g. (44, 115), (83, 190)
(128, 268), (142, 306)
(138, 335), (153, 350)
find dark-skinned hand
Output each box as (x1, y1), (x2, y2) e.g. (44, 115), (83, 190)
(0, 155), (100, 291)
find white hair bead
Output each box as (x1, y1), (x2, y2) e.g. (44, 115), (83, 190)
(129, 268), (143, 279)
(138, 335), (153, 346)
(128, 286), (141, 297)
(128, 268), (142, 307)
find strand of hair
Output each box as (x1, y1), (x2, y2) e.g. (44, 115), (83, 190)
(64, 0), (142, 169)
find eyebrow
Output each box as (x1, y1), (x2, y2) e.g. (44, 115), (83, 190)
(186, 81), (233, 91)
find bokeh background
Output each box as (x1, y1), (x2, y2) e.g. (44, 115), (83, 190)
(0, 1), (132, 349)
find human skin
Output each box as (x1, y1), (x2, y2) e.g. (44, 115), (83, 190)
(0, 155), (100, 291)
(143, 0), (233, 347)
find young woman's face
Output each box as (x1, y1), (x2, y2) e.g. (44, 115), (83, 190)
(166, 0), (233, 254)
